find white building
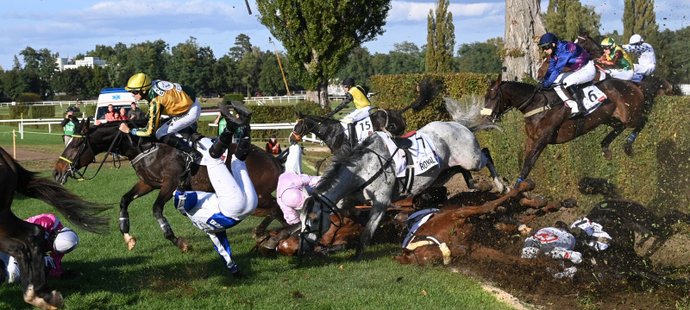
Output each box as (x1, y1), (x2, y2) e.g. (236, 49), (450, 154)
(56, 56), (107, 71)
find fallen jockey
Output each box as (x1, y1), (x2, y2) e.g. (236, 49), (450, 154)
(172, 101), (257, 277)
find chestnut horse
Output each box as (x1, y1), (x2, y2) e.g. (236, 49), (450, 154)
(481, 74), (645, 185)
(1, 146), (108, 309)
(53, 120), (284, 251)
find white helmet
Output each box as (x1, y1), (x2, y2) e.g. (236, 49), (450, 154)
(53, 227), (79, 254)
(629, 34), (643, 44)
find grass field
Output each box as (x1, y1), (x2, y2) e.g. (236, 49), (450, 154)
(0, 128), (514, 309)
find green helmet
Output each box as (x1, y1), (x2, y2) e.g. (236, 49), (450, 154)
(600, 37), (617, 50)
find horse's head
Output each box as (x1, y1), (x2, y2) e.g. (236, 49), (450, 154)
(289, 112), (307, 144)
(53, 120), (120, 184)
(481, 74), (508, 123)
(575, 31), (603, 59)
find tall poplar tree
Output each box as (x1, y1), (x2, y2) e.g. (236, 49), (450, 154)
(256, 0), (390, 107)
(425, 0), (455, 73)
(543, 0), (601, 40)
(623, 0), (659, 44)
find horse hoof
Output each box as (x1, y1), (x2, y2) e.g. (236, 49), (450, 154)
(624, 144), (634, 157)
(602, 149), (612, 161)
(177, 238), (190, 252)
(124, 234), (137, 250)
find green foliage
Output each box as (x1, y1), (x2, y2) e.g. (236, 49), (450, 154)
(166, 37), (217, 96)
(336, 47), (375, 89)
(370, 73), (491, 129)
(17, 92), (41, 103)
(656, 27), (690, 84)
(457, 38), (504, 74)
(222, 93), (245, 103)
(82, 104), (97, 118)
(28, 105), (55, 118)
(256, 0), (391, 97)
(543, 0), (601, 40)
(623, 0), (659, 45)
(425, 0), (455, 73)
(258, 51), (289, 96)
(9, 104), (30, 118)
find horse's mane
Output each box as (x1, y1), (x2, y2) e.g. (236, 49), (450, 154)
(315, 134), (382, 192)
(303, 114), (340, 124)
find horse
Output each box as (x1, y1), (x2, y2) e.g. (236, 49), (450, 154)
(0, 146), (108, 309)
(289, 78), (442, 152)
(302, 121), (507, 259)
(53, 119), (284, 251)
(481, 73), (648, 184)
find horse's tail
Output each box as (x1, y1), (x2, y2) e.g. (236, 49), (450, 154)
(15, 160), (110, 234)
(401, 78), (443, 113)
(443, 97), (502, 132)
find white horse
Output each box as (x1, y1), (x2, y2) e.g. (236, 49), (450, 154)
(303, 121), (507, 259)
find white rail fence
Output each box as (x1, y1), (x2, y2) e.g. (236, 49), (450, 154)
(0, 118), (323, 144)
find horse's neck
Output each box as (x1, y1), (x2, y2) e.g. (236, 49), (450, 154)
(307, 118), (345, 150)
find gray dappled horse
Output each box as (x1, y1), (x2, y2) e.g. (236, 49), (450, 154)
(303, 121), (507, 259)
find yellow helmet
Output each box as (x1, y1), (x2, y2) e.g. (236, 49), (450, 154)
(600, 37), (617, 50)
(125, 73), (152, 92)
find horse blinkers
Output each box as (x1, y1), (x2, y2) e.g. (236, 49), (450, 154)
(481, 84), (504, 123)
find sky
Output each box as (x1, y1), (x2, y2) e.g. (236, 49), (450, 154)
(0, 0), (688, 69)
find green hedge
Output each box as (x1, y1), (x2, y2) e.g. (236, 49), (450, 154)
(28, 105), (55, 118)
(474, 95), (690, 213)
(9, 105), (30, 118)
(370, 73), (492, 130)
(372, 73), (689, 212)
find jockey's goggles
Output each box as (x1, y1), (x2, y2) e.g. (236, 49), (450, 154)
(539, 43), (552, 50)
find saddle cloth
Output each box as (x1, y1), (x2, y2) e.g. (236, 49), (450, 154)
(376, 131), (439, 178)
(581, 85), (607, 115)
(341, 116), (374, 144)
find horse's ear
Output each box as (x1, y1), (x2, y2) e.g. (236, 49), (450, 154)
(295, 111), (304, 119)
(496, 73), (502, 83)
(81, 118), (91, 133)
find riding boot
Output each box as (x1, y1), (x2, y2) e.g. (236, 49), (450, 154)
(209, 121), (239, 159)
(210, 101), (252, 159)
(348, 122), (357, 147)
(234, 114), (252, 161)
(160, 134), (202, 163)
(568, 85), (585, 117)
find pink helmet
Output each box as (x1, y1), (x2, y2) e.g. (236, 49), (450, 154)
(278, 188), (306, 211)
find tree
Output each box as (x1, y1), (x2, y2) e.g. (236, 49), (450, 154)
(655, 27), (690, 84)
(389, 42), (424, 74)
(503, 0), (547, 81)
(258, 51), (288, 95)
(167, 37), (216, 95)
(425, 0), (455, 73)
(623, 0), (659, 45)
(19, 47), (58, 98)
(336, 47), (373, 88)
(257, 0), (391, 107)
(543, 0), (601, 41)
(457, 38), (504, 73)
(229, 34), (253, 61)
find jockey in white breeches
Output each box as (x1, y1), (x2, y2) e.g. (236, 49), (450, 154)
(174, 102), (257, 275)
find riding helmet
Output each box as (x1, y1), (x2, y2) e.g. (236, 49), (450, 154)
(629, 34), (643, 45)
(125, 73), (152, 93)
(539, 32), (559, 49)
(342, 77), (355, 88)
(53, 227), (79, 254)
(600, 37), (617, 50)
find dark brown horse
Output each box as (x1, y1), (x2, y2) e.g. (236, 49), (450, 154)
(482, 73), (646, 185)
(1, 146), (108, 309)
(53, 120), (284, 251)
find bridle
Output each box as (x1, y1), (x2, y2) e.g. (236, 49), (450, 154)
(58, 129), (126, 181)
(298, 142), (399, 256)
(290, 117), (343, 148)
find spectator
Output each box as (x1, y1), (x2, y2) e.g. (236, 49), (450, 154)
(127, 102), (145, 120)
(102, 104), (117, 123)
(265, 136), (281, 155)
(61, 109), (79, 146)
(119, 107), (129, 120)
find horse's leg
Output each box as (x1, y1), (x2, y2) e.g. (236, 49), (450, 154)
(480, 148), (506, 194)
(355, 198), (391, 260)
(600, 124), (625, 160)
(154, 182), (189, 252)
(518, 136), (551, 186)
(1, 228), (63, 309)
(624, 117), (647, 157)
(120, 181), (154, 250)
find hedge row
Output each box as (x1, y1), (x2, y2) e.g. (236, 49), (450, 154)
(371, 73), (689, 212)
(9, 105), (55, 118)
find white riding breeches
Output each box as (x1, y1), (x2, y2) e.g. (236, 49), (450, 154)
(554, 61), (596, 88)
(606, 68), (634, 81)
(341, 106), (371, 124)
(633, 63), (656, 77)
(155, 100), (202, 139)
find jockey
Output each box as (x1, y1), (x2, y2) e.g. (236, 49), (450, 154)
(172, 102), (257, 277)
(1, 213), (79, 283)
(331, 77), (372, 146)
(597, 37), (635, 81)
(119, 72), (202, 164)
(622, 34), (657, 81)
(521, 221), (582, 279)
(538, 32), (596, 117)
(276, 143), (321, 226)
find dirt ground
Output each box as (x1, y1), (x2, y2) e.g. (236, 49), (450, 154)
(434, 173), (690, 310)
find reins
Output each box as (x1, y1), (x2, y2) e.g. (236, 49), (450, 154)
(60, 130), (125, 181)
